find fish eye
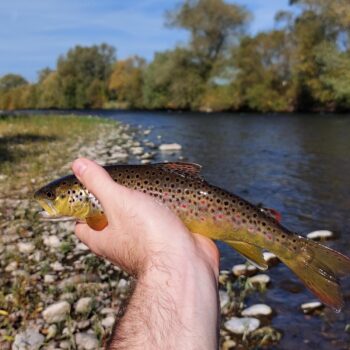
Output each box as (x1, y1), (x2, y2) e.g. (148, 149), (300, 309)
(46, 191), (54, 198)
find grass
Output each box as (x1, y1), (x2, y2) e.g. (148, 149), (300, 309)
(0, 114), (117, 196)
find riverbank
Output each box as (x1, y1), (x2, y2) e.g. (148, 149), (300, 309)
(0, 114), (287, 349)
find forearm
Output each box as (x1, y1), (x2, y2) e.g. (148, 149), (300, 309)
(107, 251), (219, 350)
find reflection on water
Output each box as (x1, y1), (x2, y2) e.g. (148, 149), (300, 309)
(25, 110), (350, 349)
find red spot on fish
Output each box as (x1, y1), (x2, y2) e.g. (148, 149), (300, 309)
(217, 214), (224, 220)
(266, 233), (273, 241)
(164, 192), (169, 197)
(201, 200), (206, 205)
(181, 204), (187, 209)
(200, 217), (205, 222)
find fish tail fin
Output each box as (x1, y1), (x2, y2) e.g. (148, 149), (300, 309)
(279, 235), (350, 312)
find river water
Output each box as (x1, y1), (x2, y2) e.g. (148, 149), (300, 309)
(21, 110), (350, 349)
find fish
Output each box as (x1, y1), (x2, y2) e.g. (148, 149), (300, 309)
(34, 162), (350, 311)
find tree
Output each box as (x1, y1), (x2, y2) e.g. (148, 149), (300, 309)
(167, 0), (249, 79)
(0, 74), (28, 91)
(108, 56), (146, 108)
(232, 30), (295, 112)
(57, 43), (116, 108)
(143, 48), (205, 110)
(37, 71), (62, 108)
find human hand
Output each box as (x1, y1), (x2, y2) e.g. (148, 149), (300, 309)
(72, 158), (219, 277)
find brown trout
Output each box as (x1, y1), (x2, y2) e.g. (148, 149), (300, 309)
(34, 162), (350, 311)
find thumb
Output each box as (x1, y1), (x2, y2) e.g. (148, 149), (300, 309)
(71, 158), (126, 213)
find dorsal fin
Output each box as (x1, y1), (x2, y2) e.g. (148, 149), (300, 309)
(155, 162), (203, 178)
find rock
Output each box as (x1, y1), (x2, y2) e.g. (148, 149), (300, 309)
(12, 328), (44, 350)
(248, 274), (271, 287)
(59, 292), (76, 303)
(263, 252), (279, 265)
(159, 143), (182, 151)
(44, 274), (56, 284)
(58, 274), (100, 289)
(100, 307), (115, 315)
(76, 242), (89, 251)
(59, 340), (71, 349)
(232, 264), (257, 277)
(75, 332), (99, 350)
(46, 324), (57, 340)
(44, 235), (61, 249)
(117, 278), (129, 293)
(42, 301), (71, 323)
(224, 317), (260, 335)
(301, 301), (323, 313)
(17, 242), (35, 254)
(219, 290), (230, 310)
(77, 320), (90, 330)
(222, 339), (237, 350)
(50, 261), (64, 271)
(75, 297), (93, 314)
(307, 230), (334, 240)
(130, 146), (144, 155)
(5, 261), (18, 272)
(102, 315), (115, 328)
(241, 304), (273, 317)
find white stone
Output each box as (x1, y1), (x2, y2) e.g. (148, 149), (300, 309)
(17, 242), (35, 254)
(159, 143), (182, 151)
(44, 274), (56, 283)
(224, 317), (260, 334)
(75, 297), (93, 314)
(5, 261), (18, 272)
(263, 252), (278, 264)
(50, 261), (64, 271)
(232, 264), (257, 277)
(44, 235), (61, 249)
(102, 315), (115, 328)
(219, 290), (230, 310)
(222, 339), (237, 350)
(100, 307), (115, 315)
(307, 230), (333, 240)
(42, 301), (71, 323)
(130, 146), (144, 155)
(12, 328), (44, 350)
(241, 304), (272, 317)
(248, 274), (271, 286)
(46, 324), (57, 340)
(117, 278), (129, 293)
(76, 242), (89, 251)
(301, 301), (323, 313)
(75, 332), (99, 350)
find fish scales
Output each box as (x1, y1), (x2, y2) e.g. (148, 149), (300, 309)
(34, 162), (350, 311)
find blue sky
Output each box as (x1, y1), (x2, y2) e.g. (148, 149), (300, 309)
(0, 0), (292, 82)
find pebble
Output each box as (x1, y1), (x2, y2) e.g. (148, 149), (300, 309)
(130, 146), (144, 155)
(12, 328), (44, 350)
(77, 320), (91, 330)
(50, 261), (64, 272)
(102, 315), (115, 328)
(44, 274), (56, 284)
(76, 242), (89, 251)
(301, 301), (323, 313)
(75, 297), (93, 314)
(75, 332), (99, 350)
(241, 304), (273, 317)
(306, 230), (334, 240)
(17, 242), (35, 254)
(117, 278), (129, 293)
(46, 324), (57, 340)
(159, 143), (182, 151)
(263, 252), (279, 265)
(219, 290), (230, 310)
(5, 261), (18, 272)
(44, 235), (61, 249)
(248, 274), (271, 287)
(222, 339), (237, 350)
(224, 317), (260, 334)
(232, 264), (257, 277)
(42, 301), (71, 323)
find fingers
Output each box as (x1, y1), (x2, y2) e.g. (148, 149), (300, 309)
(71, 158), (129, 215)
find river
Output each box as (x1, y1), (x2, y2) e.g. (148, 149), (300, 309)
(18, 110), (350, 349)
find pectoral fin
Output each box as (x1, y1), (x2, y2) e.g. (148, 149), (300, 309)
(86, 214), (108, 231)
(225, 240), (268, 270)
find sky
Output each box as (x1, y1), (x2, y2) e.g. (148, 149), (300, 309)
(0, 0), (292, 82)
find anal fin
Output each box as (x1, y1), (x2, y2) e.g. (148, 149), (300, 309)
(86, 214), (108, 231)
(225, 240), (268, 270)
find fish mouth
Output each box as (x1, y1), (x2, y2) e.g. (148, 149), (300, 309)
(36, 198), (58, 217)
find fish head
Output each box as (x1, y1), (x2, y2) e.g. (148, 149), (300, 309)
(34, 175), (90, 219)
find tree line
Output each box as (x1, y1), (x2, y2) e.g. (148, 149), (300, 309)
(1, 0), (350, 113)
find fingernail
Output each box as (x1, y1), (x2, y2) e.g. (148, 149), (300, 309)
(73, 159), (88, 177)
